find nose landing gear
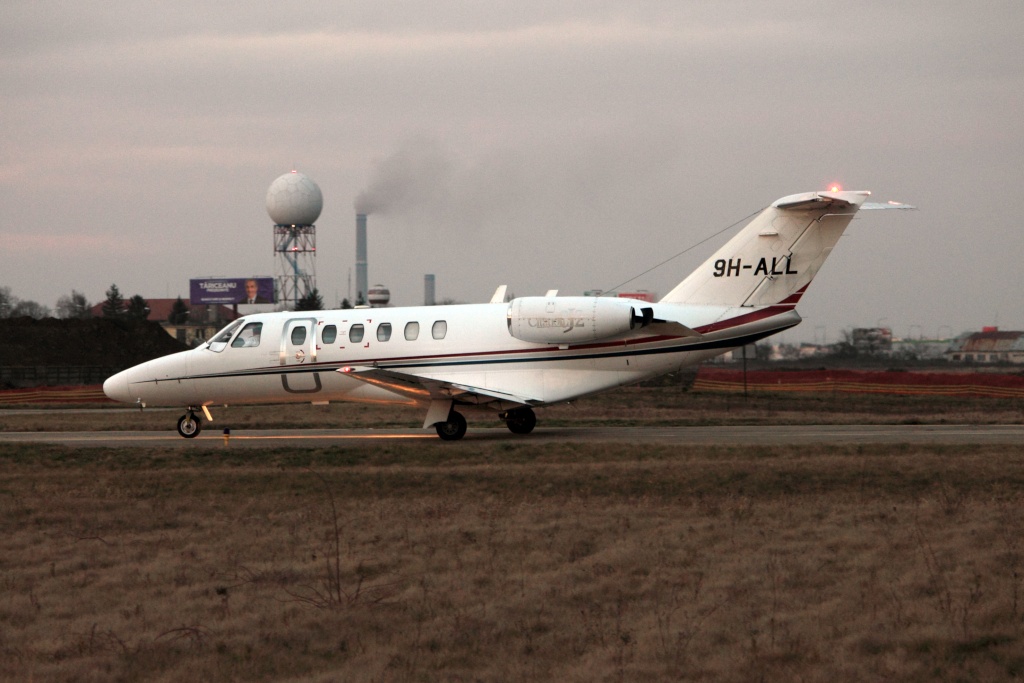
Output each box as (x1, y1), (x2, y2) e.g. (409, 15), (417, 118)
(177, 411), (202, 438)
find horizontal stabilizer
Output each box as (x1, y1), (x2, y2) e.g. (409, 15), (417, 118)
(860, 200), (916, 210)
(773, 191), (867, 211)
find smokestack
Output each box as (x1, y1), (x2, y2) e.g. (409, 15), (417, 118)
(356, 213), (368, 304)
(424, 274), (435, 306)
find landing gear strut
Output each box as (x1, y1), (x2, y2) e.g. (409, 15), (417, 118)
(434, 410), (467, 441)
(177, 411), (202, 438)
(503, 407), (537, 435)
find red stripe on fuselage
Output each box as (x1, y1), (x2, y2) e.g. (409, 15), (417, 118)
(691, 304), (796, 335)
(270, 303), (798, 371)
(777, 285), (809, 306)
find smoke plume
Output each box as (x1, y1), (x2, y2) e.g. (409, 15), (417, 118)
(354, 137), (455, 215)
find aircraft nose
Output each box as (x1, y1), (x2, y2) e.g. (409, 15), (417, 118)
(103, 370), (132, 404)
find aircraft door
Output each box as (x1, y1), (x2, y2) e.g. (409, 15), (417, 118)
(280, 317), (322, 394)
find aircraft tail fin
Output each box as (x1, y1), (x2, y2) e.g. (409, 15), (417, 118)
(660, 190), (871, 307)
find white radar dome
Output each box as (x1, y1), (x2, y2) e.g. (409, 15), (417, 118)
(266, 171), (323, 226)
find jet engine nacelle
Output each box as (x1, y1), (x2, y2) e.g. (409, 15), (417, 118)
(507, 296), (643, 345)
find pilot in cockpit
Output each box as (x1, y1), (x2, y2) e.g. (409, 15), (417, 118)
(232, 322), (262, 348)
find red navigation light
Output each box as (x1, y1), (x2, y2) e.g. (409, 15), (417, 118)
(828, 183), (842, 192)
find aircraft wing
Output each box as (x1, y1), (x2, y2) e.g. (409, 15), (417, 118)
(337, 365), (542, 406)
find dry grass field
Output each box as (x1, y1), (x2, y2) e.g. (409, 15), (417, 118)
(3, 388), (1024, 681)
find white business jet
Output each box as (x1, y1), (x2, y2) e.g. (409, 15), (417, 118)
(103, 189), (911, 440)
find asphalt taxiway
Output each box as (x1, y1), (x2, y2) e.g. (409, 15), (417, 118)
(1, 424), (1022, 448)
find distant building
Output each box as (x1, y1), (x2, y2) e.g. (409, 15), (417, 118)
(851, 327), (893, 355)
(946, 327), (1024, 364)
(798, 343), (829, 359)
(890, 338), (954, 361)
(89, 299), (238, 347)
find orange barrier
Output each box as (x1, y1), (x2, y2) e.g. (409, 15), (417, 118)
(693, 369), (1024, 399)
(0, 385), (112, 404)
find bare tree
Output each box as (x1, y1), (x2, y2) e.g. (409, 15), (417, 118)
(56, 290), (92, 319)
(0, 287), (14, 318)
(10, 300), (51, 319)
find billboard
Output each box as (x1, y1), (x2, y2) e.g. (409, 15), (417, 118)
(190, 277), (276, 305)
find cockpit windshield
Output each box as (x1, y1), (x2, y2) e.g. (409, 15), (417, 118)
(206, 319), (245, 352)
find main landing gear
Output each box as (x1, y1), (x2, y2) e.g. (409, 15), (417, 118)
(433, 406), (539, 441)
(502, 407), (537, 435)
(434, 410), (467, 441)
(177, 410), (202, 438)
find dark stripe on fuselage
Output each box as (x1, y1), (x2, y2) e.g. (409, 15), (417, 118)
(135, 318), (796, 386)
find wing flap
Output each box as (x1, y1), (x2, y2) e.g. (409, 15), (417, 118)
(338, 366), (541, 406)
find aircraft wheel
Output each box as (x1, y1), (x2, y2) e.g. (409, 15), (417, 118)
(177, 413), (202, 439)
(505, 407), (537, 435)
(435, 411), (467, 441)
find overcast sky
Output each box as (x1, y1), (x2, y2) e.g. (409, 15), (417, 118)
(2, 2), (1022, 342)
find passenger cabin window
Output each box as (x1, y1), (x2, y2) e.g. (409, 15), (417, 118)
(432, 320), (447, 340)
(350, 324), (365, 343)
(322, 325), (337, 344)
(405, 321), (419, 341)
(377, 323), (392, 342)
(207, 319), (245, 353)
(231, 322), (263, 348)
(291, 326), (307, 345)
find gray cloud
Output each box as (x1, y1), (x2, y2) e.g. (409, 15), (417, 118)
(1, 2), (1022, 339)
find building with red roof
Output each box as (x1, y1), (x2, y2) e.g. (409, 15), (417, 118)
(88, 299), (239, 347)
(946, 328), (1024, 364)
